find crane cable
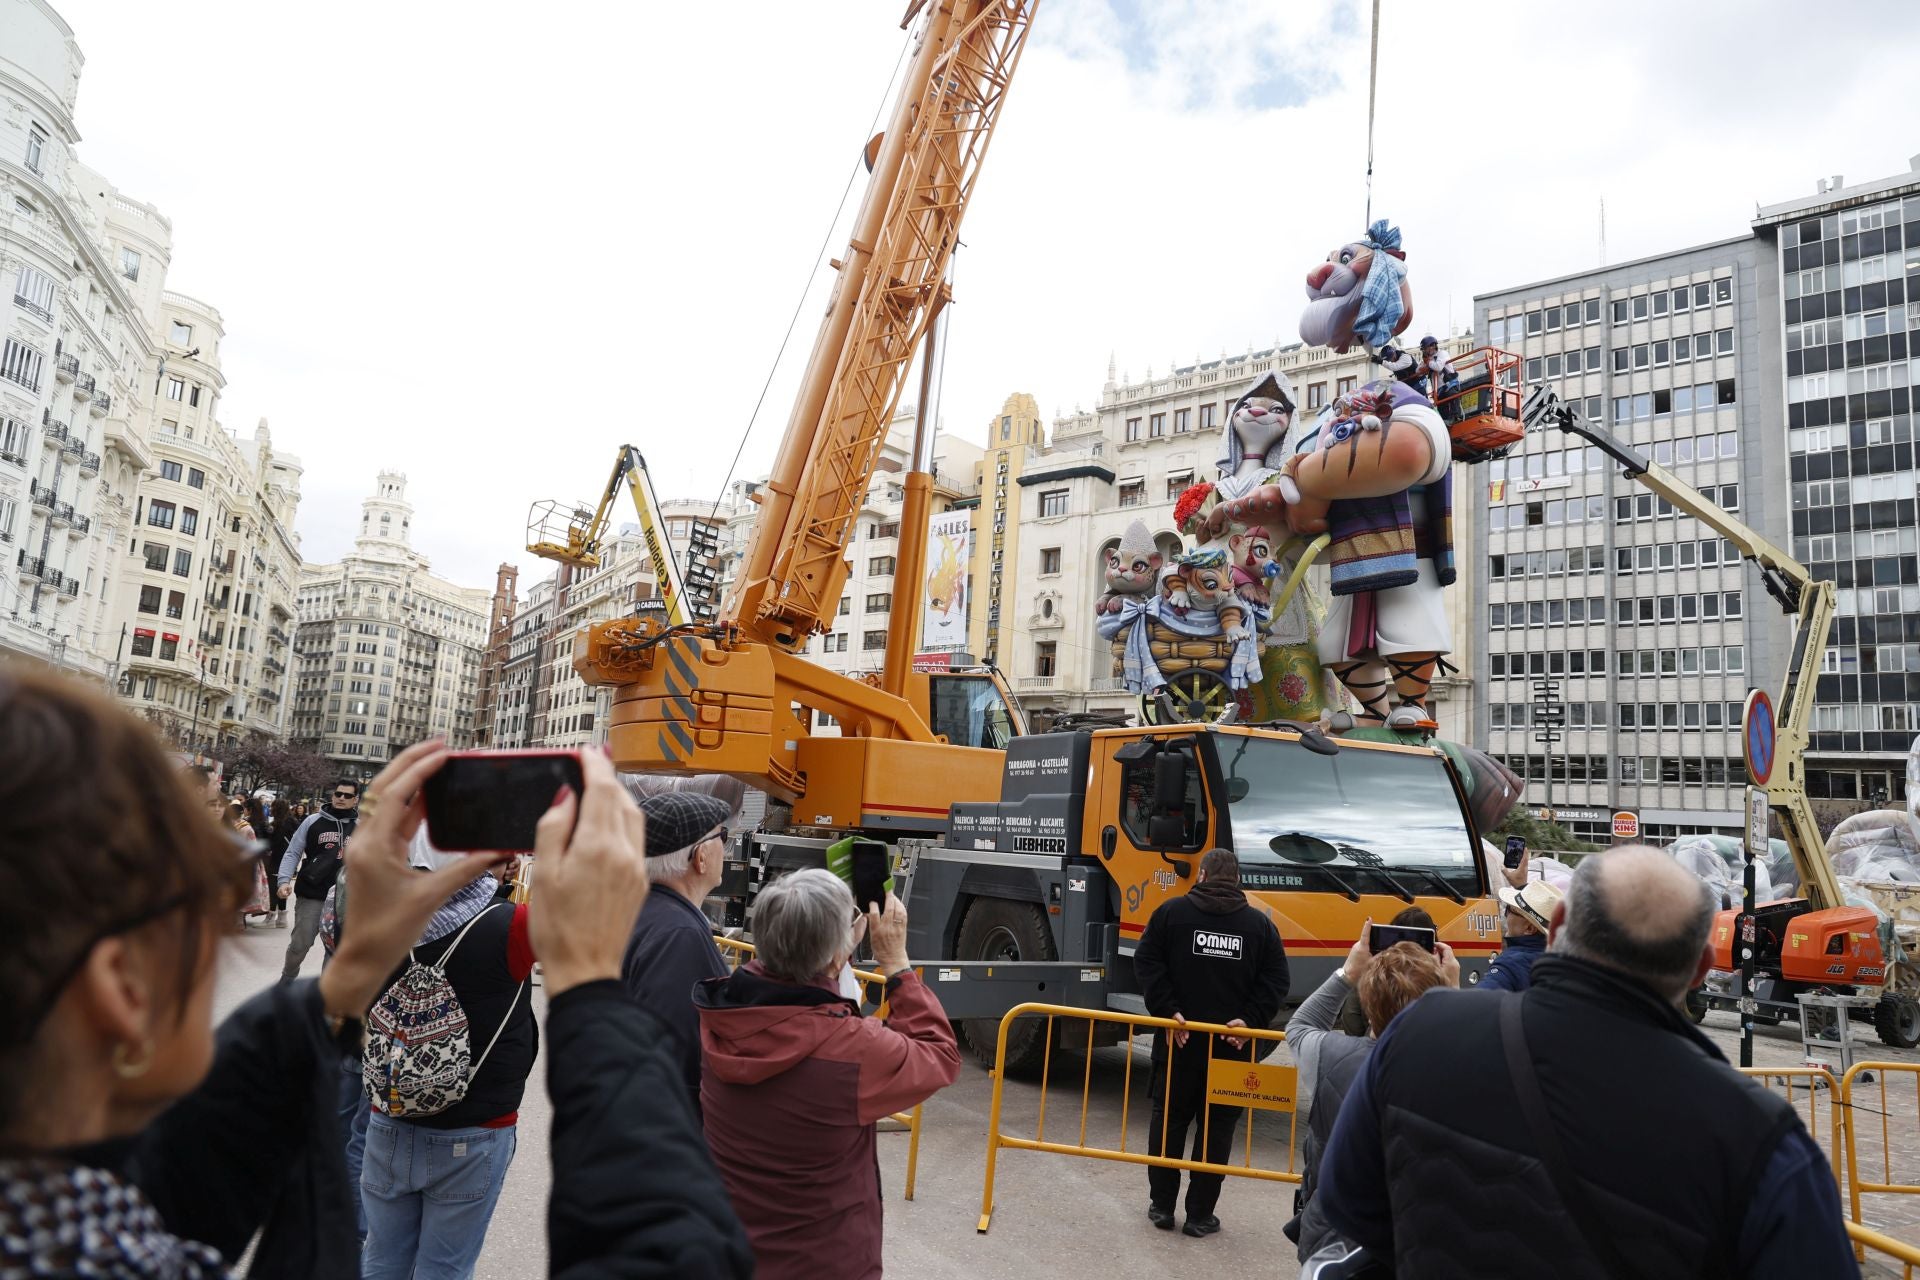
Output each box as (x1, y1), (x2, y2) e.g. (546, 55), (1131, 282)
(1363, 0), (1381, 229)
(705, 29), (915, 531)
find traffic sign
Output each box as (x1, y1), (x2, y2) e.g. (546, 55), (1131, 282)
(1746, 787), (1770, 864)
(1612, 810), (1639, 841)
(1743, 690), (1775, 787)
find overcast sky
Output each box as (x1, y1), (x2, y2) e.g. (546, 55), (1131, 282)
(53, 0), (1920, 590)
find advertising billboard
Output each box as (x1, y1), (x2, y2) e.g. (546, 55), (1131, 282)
(921, 510), (971, 652)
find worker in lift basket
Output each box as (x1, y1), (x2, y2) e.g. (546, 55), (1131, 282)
(1131, 848), (1289, 1239)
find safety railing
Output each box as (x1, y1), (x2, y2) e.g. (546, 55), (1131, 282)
(711, 935), (923, 1200)
(1847, 1220), (1920, 1277)
(1842, 1062), (1920, 1253)
(977, 1002), (1299, 1233)
(1735, 1066), (1844, 1184)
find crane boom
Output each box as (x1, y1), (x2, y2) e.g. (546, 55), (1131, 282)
(571, 0), (1036, 818)
(728, 0), (1035, 650)
(527, 446), (714, 626)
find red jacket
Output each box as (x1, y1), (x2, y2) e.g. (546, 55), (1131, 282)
(694, 960), (960, 1280)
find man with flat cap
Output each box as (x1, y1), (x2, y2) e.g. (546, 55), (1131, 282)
(620, 790), (736, 1116)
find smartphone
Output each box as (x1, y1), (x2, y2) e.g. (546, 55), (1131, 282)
(422, 750), (585, 853)
(1368, 923), (1436, 955)
(1504, 836), (1527, 870)
(849, 839), (891, 914)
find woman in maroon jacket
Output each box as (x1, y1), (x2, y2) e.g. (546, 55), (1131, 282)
(695, 869), (960, 1280)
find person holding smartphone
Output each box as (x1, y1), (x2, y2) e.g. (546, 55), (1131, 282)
(1481, 844), (1563, 994)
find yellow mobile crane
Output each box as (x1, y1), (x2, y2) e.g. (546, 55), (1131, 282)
(527, 446), (721, 625)
(1526, 388), (1917, 1046)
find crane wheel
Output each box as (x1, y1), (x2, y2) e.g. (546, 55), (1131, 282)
(1875, 993), (1920, 1049)
(955, 898), (1058, 1076)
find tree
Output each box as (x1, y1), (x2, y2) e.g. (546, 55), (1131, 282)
(1488, 810), (1603, 855)
(221, 731), (281, 796)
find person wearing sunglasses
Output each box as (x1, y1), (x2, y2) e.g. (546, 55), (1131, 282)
(274, 781), (361, 983)
(620, 791), (735, 1119)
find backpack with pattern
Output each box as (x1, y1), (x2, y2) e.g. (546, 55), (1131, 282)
(363, 904), (525, 1118)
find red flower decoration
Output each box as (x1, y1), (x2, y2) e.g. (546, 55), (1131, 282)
(1279, 674), (1308, 703)
(1172, 481), (1215, 531)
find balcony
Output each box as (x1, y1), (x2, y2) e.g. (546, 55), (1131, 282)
(263, 656), (285, 676)
(28, 481), (53, 512)
(66, 513), (89, 538)
(54, 571), (77, 598)
(78, 451), (99, 477)
(0, 449), (23, 468)
(72, 373), (94, 401)
(1016, 675), (1058, 691)
(49, 500), (74, 528)
(205, 597), (228, 613)
(59, 437), (84, 464)
(54, 354), (77, 383)
(89, 393), (109, 417)
(40, 418), (67, 449)
(16, 550), (43, 581)
(13, 287), (53, 323)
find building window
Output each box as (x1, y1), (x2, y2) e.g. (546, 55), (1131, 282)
(1336, 376), (1357, 397)
(1, 338), (44, 392)
(1125, 417), (1141, 441)
(138, 585), (162, 613)
(838, 597), (851, 616)
(874, 521), (899, 539)
(1307, 382), (1327, 410)
(189, 385), (202, 407)
(1040, 547), (1061, 575)
(1198, 403), (1216, 430)
(120, 248), (141, 282)
(1039, 489), (1068, 518)
(169, 321), (193, 345)
(1173, 408), (1191, 433)
(160, 461), (182, 482)
(142, 543), (168, 571)
(867, 556), (895, 576)
(165, 377), (185, 401)
(24, 124), (48, 174)
(165, 591), (185, 620)
(1149, 413), (1166, 438)
(159, 635), (179, 661)
(1166, 469), (1194, 500)
(863, 630), (887, 651)
(866, 592), (891, 613)
(13, 266), (55, 321)
(147, 501), (175, 529)
(1118, 480), (1146, 508)
(130, 631), (154, 658)
(173, 548), (192, 577)
(180, 507), (198, 536)
(1035, 641), (1057, 678)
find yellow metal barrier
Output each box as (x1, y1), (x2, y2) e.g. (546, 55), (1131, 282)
(1848, 1221), (1920, 1278)
(1736, 1066), (1844, 1184)
(1843, 1061), (1920, 1255)
(711, 935), (923, 1200)
(977, 1002), (1299, 1233)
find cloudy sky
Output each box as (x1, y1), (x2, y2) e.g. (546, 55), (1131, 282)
(54, 0), (1920, 590)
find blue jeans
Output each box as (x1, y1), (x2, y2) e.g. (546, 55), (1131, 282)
(338, 1056), (369, 1242)
(360, 1112), (516, 1280)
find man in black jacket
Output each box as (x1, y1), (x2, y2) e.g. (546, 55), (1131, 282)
(1131, 847), (1289, 1239)
(276, 779), (360, 982)
(620, 791), (734, 1116)
(1317, 845), (1856, 1279)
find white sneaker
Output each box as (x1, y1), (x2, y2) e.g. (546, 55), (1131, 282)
(1385, 704), (1434, 731)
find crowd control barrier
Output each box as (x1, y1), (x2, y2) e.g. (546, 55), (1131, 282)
(1735, 1066), (1844, 1183)
(978, 1002), (1300, 1233)
(1842, 1061), (1920, 1256)
(712, 935), (923, 1199)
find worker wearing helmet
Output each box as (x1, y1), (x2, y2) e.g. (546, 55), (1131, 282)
(1420, 336), (1460, 416)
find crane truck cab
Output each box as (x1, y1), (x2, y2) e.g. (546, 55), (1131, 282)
(730, 723), (1502, 1072)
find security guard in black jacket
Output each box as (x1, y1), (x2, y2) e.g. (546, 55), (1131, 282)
(1132, 847), (1290, 1238)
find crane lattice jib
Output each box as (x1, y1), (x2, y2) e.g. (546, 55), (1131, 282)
(741, 0), (1034, 648)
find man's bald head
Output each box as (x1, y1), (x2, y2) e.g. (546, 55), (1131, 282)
(1549, 845), (1716, 1004)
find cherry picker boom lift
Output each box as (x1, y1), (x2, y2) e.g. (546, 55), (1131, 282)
(1524, 387), (1918, 1047)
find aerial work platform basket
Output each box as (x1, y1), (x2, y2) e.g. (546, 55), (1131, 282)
(1435, 346), (1526, 461)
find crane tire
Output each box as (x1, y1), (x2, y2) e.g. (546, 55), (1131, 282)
(955, 898), (1058, 1075)
(1875, 993), (1920, 1049)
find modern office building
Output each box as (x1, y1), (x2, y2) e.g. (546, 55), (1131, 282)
(1753, 159), (1920, 809)
(1474, 242), (1773, 843)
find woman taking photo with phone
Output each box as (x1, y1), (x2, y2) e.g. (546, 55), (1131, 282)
(0, 670), (751, 1278)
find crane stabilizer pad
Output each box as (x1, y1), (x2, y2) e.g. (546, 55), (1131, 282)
(950, 732), (1090, 856)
